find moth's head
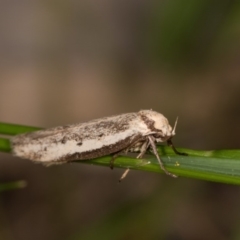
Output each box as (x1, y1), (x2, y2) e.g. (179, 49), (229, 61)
(139, 110), (178, 142)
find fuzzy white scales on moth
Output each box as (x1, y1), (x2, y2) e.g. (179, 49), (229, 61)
(11, 110), (187, 180)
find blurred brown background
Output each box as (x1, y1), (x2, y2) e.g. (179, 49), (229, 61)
(1, 1), (240, 240)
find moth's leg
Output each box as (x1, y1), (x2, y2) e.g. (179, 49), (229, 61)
(110, 152), (119, 170)
(110, 149), (128, 170)
(167, 139), (188, 156)
(136, 140), (150, 159)
(119, 168), (130, 182)
(118, 140), (150, 182)
(111, 138), (143, 169)
(148, 136), (177, 178)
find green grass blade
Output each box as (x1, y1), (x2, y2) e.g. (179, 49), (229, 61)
(0, 138), (11, 152)
(1, 122), (240, 185)
(78, 146), (240, 185)
(0, 122), (41, 136)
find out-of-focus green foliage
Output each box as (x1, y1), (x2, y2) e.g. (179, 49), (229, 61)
(0, 181), (27, 192)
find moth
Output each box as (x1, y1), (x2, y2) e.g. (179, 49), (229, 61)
(11, 110), (186, 180)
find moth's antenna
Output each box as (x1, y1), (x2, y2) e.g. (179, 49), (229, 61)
(172, 117), (178, 135)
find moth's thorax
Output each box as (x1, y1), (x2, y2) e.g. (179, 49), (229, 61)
(138, 110), (174, 142)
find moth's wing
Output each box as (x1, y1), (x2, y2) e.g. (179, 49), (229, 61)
(11, 125), (80, 163)
(62, 133), (143, 162)
(11, 112), (141, 164)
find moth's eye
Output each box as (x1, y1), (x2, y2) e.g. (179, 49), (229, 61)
(153, 133), (162, 139)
